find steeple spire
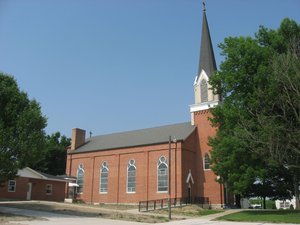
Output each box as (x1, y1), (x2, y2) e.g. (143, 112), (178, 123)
(197, 2), (216, 77)
(190, 2), (220, 122)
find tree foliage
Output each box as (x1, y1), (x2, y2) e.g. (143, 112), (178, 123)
(0, 72), (47, 184)
(33, 132), (71, 175)
(209, 18), (300, 208)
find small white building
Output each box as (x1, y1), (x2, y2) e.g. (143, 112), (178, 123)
(275, 197), (296, 209)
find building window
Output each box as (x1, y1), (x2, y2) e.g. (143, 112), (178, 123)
(127, 159), (136, 193)
(100, 161), (109, 193)
(46, 184), (53, 195)
(157, 156), (168, 192)
(200, 79), (208, 102)
(204, 153), (211, 170)
(77, 164), (84, 193)
(8, 180), (16, 192)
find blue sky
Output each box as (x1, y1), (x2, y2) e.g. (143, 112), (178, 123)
(0, 0), (299, 138)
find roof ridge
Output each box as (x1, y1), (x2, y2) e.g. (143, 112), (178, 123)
(71, 122), (195, 154)
(89, 121), (192, 139)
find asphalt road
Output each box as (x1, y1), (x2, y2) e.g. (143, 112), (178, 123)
(0, 205), (299, 225)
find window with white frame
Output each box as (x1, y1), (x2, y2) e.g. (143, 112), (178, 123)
(157, 156), (168, 192)
(127, 159), (136, 193)
(200, 79), (208, 102)
(204, 153), (211, 170)
(8, 180), (16, 192)
(100, 161), (109, 193)
(77, 164), (84, 193)
(46, 184), (53, 195)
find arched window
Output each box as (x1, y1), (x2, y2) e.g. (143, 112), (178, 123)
(77, 164), (84, 193)
(204, 153), (211, 170)
(127, 159), (136, 193)
(200, 79), (208, 102)
(157, 156), (168, 192)
(100, 162), (109, 193)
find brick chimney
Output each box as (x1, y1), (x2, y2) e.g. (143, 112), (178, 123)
(71, 128), (86, 150)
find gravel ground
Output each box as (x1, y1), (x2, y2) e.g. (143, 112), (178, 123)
(1, 201), (298, 225)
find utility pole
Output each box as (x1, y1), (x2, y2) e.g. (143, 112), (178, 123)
(168, 136), (171, 220)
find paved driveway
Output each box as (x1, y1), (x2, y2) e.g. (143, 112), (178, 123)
(1, 205), (299, 225)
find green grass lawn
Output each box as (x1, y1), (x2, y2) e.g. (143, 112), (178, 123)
(217, 210), (300, 224)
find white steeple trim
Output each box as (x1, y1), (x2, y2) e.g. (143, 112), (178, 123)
(186, 169), (194, 184)
(194, 69), (209, 86)
(194, 69), (217, 105)
(190, 100), (219, 113)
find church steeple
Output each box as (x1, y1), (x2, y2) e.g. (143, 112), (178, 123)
(190, 2), (220, 125)
(198, 3), (217, 78)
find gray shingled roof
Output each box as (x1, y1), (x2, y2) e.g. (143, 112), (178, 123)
(39, 171), (68, 182)
(198, 10), (217, 77)
(71, 122), (195, 154)
(18, 167), (68, 182)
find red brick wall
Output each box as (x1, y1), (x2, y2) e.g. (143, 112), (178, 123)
(193, 109), (224, 206)
(181, 130), (197, 199)
(29, 178), (66, 202)
(0, 177), (66, 202)
(0, 177), (29, 200)
(67, 141), (185, 204)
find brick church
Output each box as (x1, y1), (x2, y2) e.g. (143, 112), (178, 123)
(66, 6), (231, 208)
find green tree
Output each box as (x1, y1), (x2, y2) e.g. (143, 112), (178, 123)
(270, 46), (300, 208)
(0, 72), (47, 184)
(209, 18), (300, 209)
(238, 43), (300, 209)
(33, 132), (71, 175)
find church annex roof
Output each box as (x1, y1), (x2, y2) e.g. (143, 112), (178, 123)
(71, 122), (195, 154)
(17, 167), (69, 182)
(197, 6), (217, 77)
